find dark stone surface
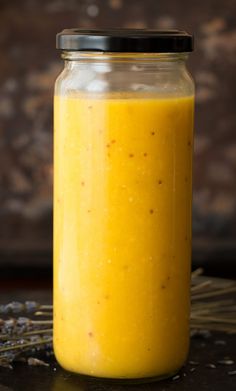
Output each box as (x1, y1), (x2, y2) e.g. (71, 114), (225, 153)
(0, 288), (236, 390)
(0, 0), (236, 265)
(0, 323), (236, 390)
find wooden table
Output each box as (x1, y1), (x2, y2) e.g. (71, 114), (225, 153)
(0, 289), (236, 391)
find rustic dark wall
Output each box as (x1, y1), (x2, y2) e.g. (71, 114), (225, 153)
(0, 0), (236, 267)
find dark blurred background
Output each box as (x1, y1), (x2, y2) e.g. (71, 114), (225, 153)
(0, 0), (236, 287)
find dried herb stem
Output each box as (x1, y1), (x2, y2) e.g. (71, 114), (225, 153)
(31, 320), (52, 325)
(191, 268), (204, 279)
(192, 299), (234, 309)
(192, 286), (236, 300)
(191, 280), (212, 292)
(23, 328), (53, 337)
(191, 315), (236, 324)
(0, 337), (52, 353)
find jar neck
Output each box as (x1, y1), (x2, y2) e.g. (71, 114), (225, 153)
(61, 51), (188, 66)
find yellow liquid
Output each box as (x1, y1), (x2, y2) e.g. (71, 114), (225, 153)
(53, 94), (194, 380)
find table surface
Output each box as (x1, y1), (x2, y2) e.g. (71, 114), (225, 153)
(0, 290), (236, 391)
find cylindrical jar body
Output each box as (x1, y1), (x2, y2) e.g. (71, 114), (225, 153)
(54, 42), (194, 381)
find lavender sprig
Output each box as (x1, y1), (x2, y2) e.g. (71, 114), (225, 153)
(0, 317), (52, 338)
(0, 302), (52, 315)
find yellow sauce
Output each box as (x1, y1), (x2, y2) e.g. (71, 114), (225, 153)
(53, 93), (194, 379)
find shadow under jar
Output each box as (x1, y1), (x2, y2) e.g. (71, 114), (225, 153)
(53, 29), (194, 383)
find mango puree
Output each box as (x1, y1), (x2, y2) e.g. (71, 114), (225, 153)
(53, 94), (194, 379)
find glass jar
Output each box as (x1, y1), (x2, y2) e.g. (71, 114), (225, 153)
(54, 29), (194, 382)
